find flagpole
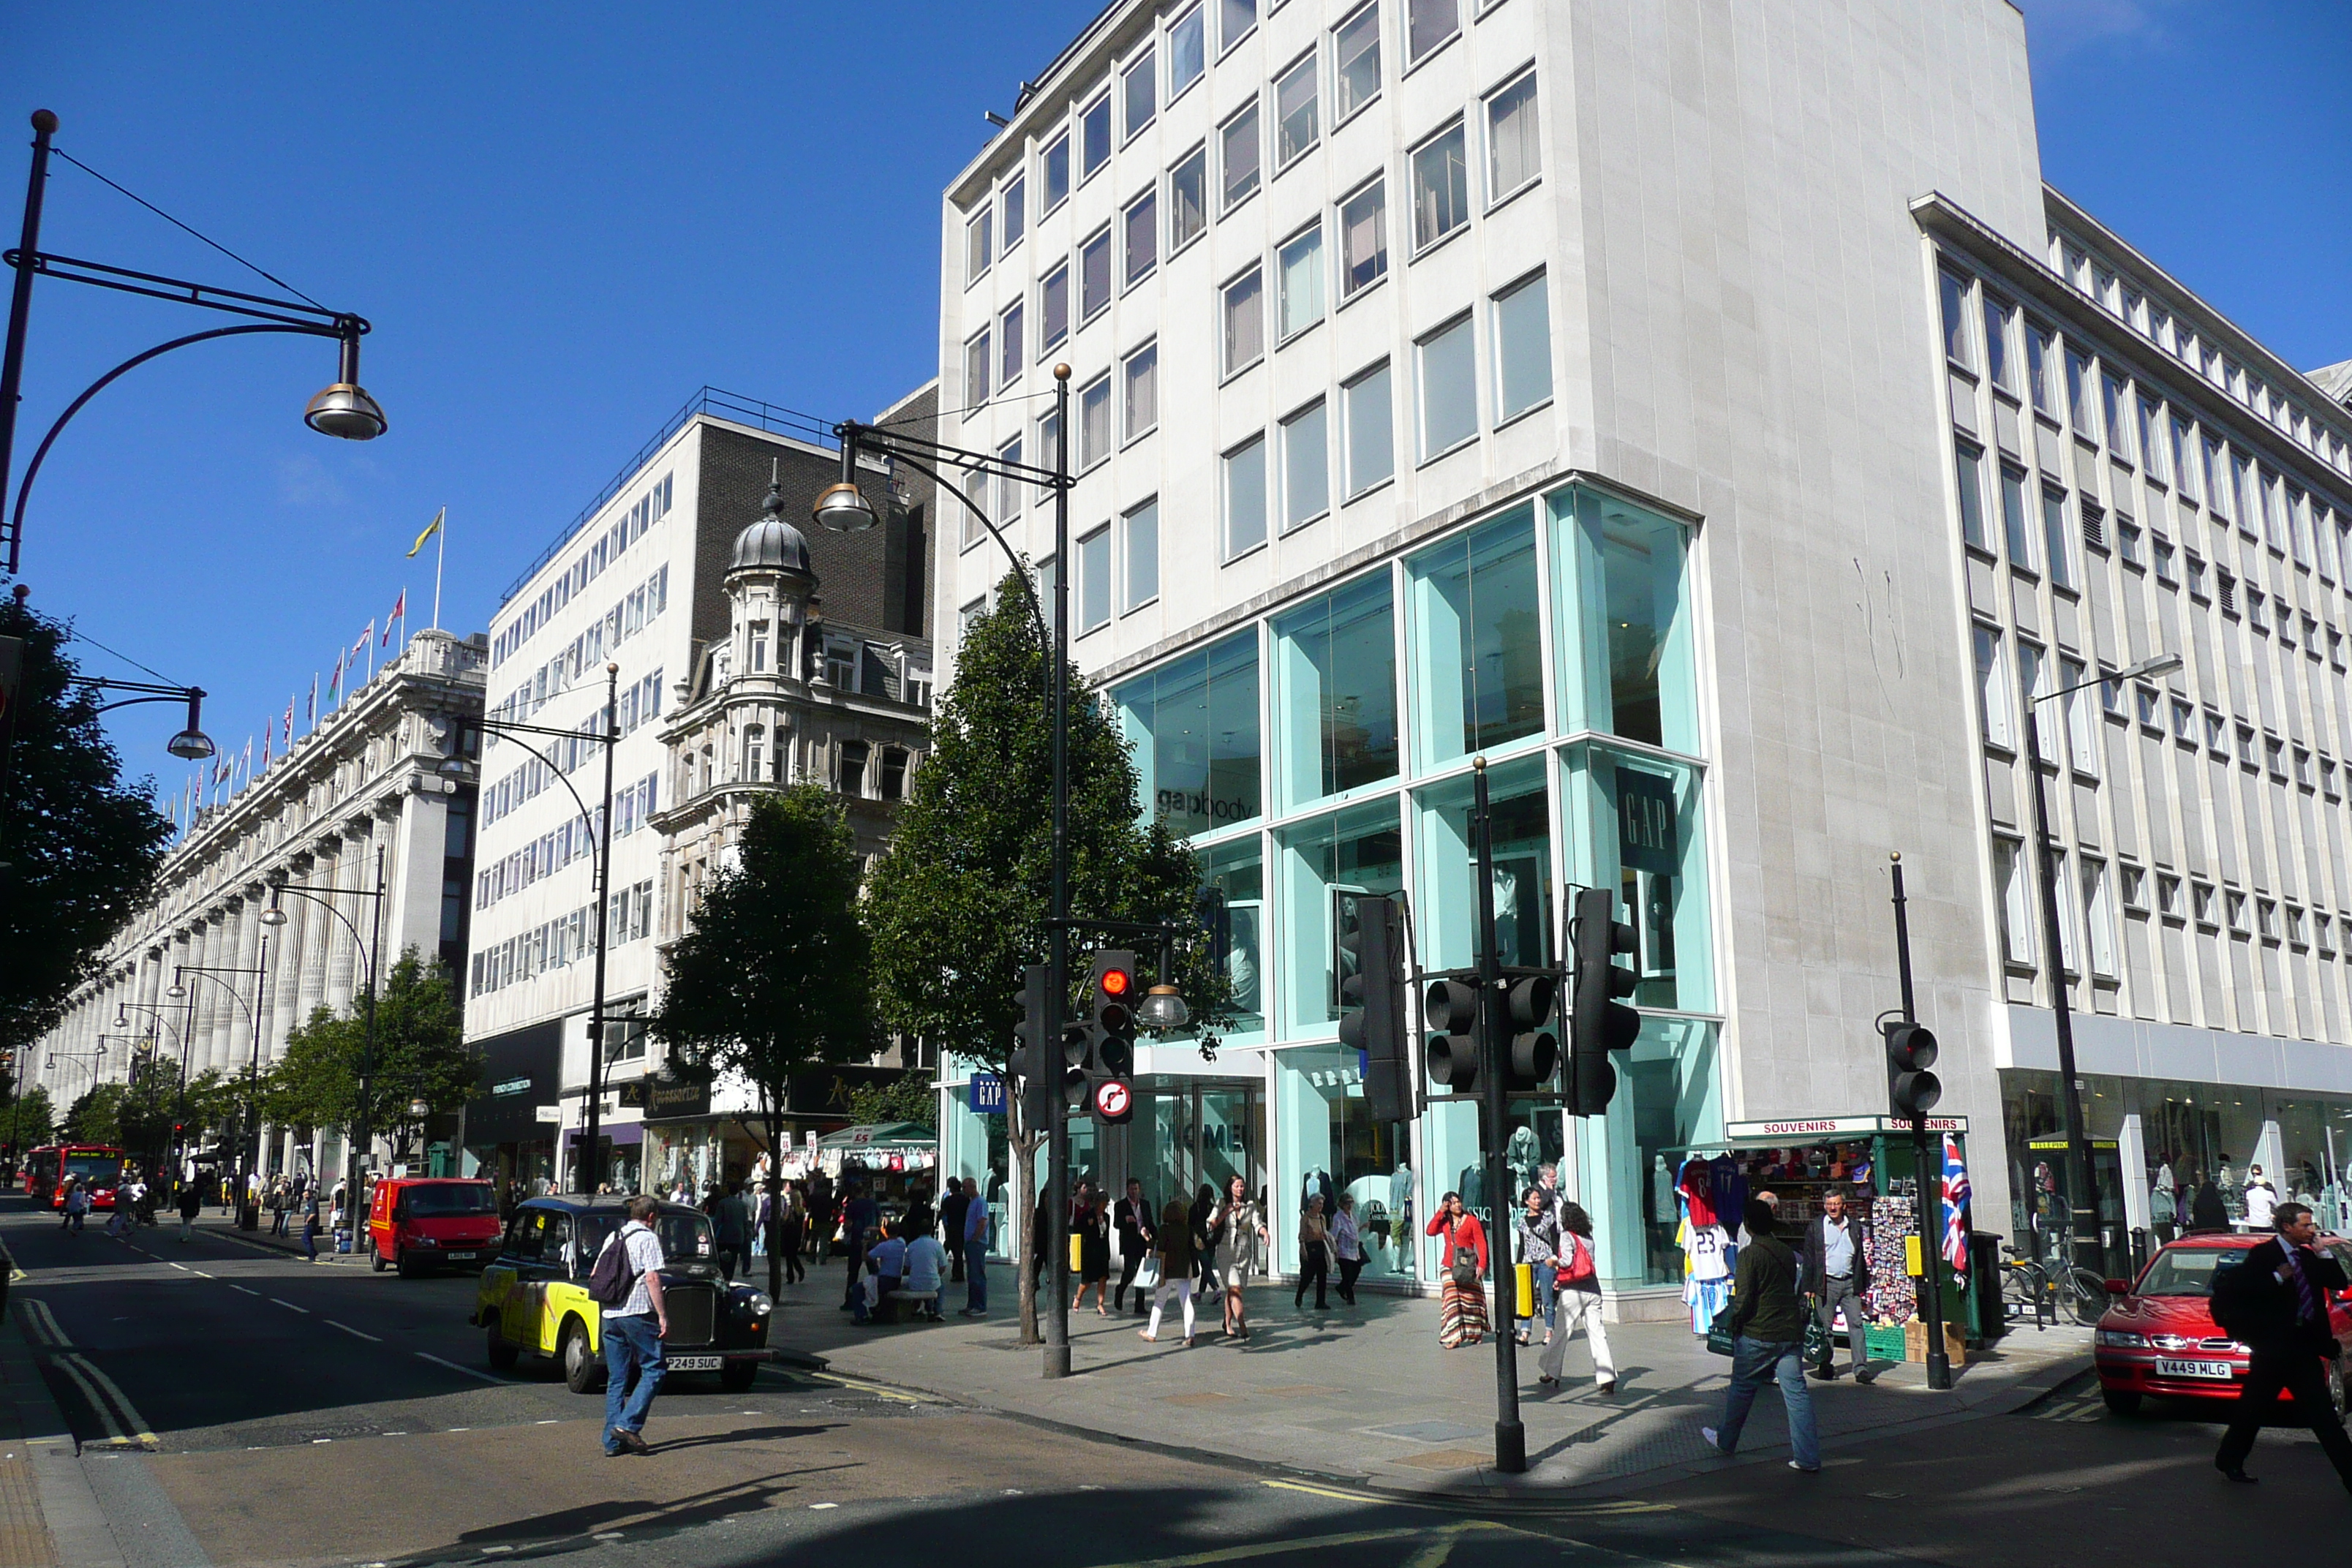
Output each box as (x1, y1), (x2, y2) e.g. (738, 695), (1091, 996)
(433, 513), (445, 632)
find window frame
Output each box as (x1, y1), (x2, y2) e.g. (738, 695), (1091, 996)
(1077, 523), (1114, 633)
(1039, 261), (1072, 354)
(1280, 395), (1331, 533)
(1079, 225), (1115, 324)
(1220, 98), (1263, 212)
(1276, 219), (1327, 343)
(1080, 91), (1115, 184)
(1490, 267), (1552, 423)
(1337, 173), (1389, 301)
(1122, 497), (1161, 613)
(1166, 4), (1207, 102)
(1273, 48), (1321, 171)
(1342, 358), (1395, 500)
(1332, 1), (1383, 126)
(1168, 144), (1210, 255)
(1123, 45), (1158, 142)
(1077, 371), (1115, 471)
(1409, 117), (1471, 254)
(1222, 263), (1267, 378)
(1041, 130), (1073, 214)
(1223, 431), (1270, 560)
(1122, 339), (1159, 443)
(1414, 309), (1478, 463)
(1123, 184), (1160, 289)
(1482, 65), (1541, 207)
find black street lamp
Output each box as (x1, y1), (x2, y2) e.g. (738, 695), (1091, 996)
(1, 109), (385, 579)
(2021, 649), (2182, 1287)
(816, 369), (1082, 1379)
(69, 675), (216, 759)
(450, 663), (619, 1194)
(169, 950), (267, 1224)
(114, 998), (183, 1175)
(262, 847), (386, 1249)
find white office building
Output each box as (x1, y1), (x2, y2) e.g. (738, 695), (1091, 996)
(925, 0), (2352, 1310)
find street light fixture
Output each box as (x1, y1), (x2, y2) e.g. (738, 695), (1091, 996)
(1138, 985), (1188, 1033)
(2023, 648), (2185, 1286)
(65, 675), (216, 761)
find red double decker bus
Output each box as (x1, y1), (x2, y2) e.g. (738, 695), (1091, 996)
(26, 1145), (125, 1210)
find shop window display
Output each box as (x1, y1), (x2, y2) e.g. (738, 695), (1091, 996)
(1409, 505), (1544, 770)
(1115, 629), (1262, 836)
(1275, 1044), (1411, 1281)
(1553, 488), (1696, 753)
(1272, 571), (1399, 809)
(1587, 1015), (1719, 1287)
(1198, 835), (1266, 1040)
(1564, 746), (1714, 1014)
(1275, 797), (1403, 1036)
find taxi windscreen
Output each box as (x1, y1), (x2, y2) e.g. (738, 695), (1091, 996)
(578, 1210), (715, 1263)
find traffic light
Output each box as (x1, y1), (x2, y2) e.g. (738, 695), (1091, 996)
(1088, 950), (1139, 1125)
(1503, 972), (1560, 1090)
(1012, 962), (1052, 1133)
(1339, 896), (1412, 1120)
(1884, 1021), (1941, 1117)
(1569, 886), (1640, 1115)
(1424, 973), (1482, 1092)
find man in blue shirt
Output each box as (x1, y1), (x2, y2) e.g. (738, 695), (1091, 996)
(1800, 1189), (1873, 1383)
(962, 1178), (992, 1318)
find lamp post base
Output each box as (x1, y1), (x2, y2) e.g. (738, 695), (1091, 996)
(1493, 1420), (1526, 1474)
(1042, 1344), (1071, 1380)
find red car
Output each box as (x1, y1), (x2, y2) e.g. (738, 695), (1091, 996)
(2093, 1232), (2352, 1416)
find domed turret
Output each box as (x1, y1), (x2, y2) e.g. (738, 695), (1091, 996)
(730, 474), (815, 579)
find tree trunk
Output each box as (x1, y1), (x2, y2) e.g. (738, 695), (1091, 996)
(1012, 1125), (1038, 1344)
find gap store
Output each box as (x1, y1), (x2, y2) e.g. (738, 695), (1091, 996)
(938, 483), (1722, 1313)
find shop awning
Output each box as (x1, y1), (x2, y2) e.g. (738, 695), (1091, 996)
(815, 1121), (937, 1152)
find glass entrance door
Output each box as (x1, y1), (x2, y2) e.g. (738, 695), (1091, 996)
(1137, 1080), (1264, 1215)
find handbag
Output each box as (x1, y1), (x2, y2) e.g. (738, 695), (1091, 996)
(1136, 1256), (1162, 1292)
(1802, 1314), (1831, 1365)
(1705, 1300), (1739, 1357)
(1451, 1245), (1482, 1291)
(1556, 1232), (1597, 1286)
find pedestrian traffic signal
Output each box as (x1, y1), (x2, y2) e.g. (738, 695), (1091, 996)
(1568, 886), (1640, 1115)
(1339, 896), (1413, 1120)
(1424, 973), (1482, 1092)
(1503, 972), (1560, 1090)
(1012, 962), (1052, 1133)
(1884, 1021), (1941, 1117)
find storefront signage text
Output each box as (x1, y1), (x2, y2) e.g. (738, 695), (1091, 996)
(1725, 1114), (1970, 1139)
(968, 1073), (1006, 1114)
(492, 1076), (532, 1098)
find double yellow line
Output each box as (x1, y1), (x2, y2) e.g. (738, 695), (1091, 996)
(16, 1296), (159, 1449)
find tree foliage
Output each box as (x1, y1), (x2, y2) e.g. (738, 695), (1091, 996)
(647, 785), (872, 1296)
(1, 1080), (55, 1151)
(0, 596), (173, 1054)
(842, 1074), (938, 1131)
(262, 951), (471, 1147)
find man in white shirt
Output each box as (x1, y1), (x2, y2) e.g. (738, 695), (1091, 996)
(600, 1196), (669, 1456)
(2243, 1166), (2279, 1231)
(904, 1228), (949, 1322)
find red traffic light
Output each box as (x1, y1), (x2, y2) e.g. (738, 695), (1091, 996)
(1099, 966), (1132, 997)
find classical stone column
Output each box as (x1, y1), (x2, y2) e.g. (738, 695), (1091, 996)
(325, 834), (358, 1014)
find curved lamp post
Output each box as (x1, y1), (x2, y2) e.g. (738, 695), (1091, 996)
(169, 947), (267, 1223)
(262, 847), (385, 1248)
(1, 110), (385, 578)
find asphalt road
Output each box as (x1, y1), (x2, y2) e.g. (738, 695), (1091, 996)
(12, 1197), (2352, 1567)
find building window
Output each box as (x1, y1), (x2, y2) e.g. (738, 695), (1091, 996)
(1123, 498), (1159, 611)
(1124, 188), (1158, 285)
(2065, 350), (2097, 441)
(1002, 175), (1027, 252)
(1993, 837), (2032, 965)
(2186, 553), (2207, 600)
(2026, 321), (2054, 413)
(1275, 51), (1319, 167)
(2168, 696), (2193, 745)
(1169, 146), (1208, 251)
(1938, 270), (1970, 367)
(2084, 859), (2117, 979)
(1407, 0), (1458, 64)
(827, 641), (859, 691)
(1973, 624), (2013, 748)
(964, 329), (991, 405)
(1221, 101), (1262, 209)
(1281, 398), (1329, 531)
(2041, 488), (2074, 589)
(1043, 131), (1071, 213)
(1339, 177), (1387, 297)
(2080, 499), (2106, 551)
(1955, 439), (1988, 550)
(1040, 263), (1071, 351)
(2192, 881), (2217, 928)
(1343, 361), (1393, 496)
(1078, 525), (1112, 632)
(879, 747), (910, 802)
(2138, 395), (2165, 483)
(997, 435), (1025, 523)
(837, 739), (870, 797)
(1169, 5), (1205, 96)
(1981, 293), (2012, 392)
(1411, 120), (1469, 250)
(1485, 70), (1539, 201)
(1493, 271), (1551, 419)
(1079, 373), (1113, 468)
(1221, 0), (1256, 50)
(1334, 3), (1381, 118)
(1273, 570), (1398, 804)
(1123, 342), (1158, 440)
(2061, 657), (2097, 771)
(749, 622), (769, 674)
(1224, 434), (1268, 557)
(999, 302), (1025, 388)
(1123, 48), (1157, 138)
(1278, 222), (1325, 339)
(1080, 226), (1113, 321)
(2152, 537), (2176, 584)
(1999, 465), (2032, 569)
(2120, 864), (2146, 911)
(1417, 313), (1476, 459)
(743, 726), (765, 783)
(1082, 92), (1114, 180)
(2156, 873), (2182, 920)
(1223, 265), (1264, 374)
(1410, 505), (1542, 765)
(2226, 891), (2250, 933)
(1113, 628), (1262, 836)
(960, 597), (987, 638)
(965, 206), (992, 285)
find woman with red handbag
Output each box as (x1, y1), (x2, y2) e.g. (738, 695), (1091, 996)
(1537, 1201), (1616, 1395)
(1426, 1191), (1490, 1348)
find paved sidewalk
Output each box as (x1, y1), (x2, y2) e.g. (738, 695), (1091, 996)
(764, 1263), (2092, 1499)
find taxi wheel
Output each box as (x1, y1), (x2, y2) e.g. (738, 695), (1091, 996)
(2101, 1388), (2142, 1417)
(561, 1319), (605, 1395)
(720, 1360), (758, 1392)
(486, 1325), (519, 1371)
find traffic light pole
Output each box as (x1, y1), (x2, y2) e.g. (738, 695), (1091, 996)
(1044, 370), (1072, 1382)
(1471, 758), (1527, 1474)
(1891, 855), (1951, 1390)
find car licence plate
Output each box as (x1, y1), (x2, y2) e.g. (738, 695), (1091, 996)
(2156, 1357), (2235, 1380)
(667, 1354), (721, 1371)
(445, 1252), (476, 1261)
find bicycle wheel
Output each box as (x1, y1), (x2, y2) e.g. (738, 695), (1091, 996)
(2058, 1267), (2110, 1327)
(1999, 1267), (2038, 1324)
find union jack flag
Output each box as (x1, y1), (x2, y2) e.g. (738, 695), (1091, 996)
(1941, 1133), (1972, 1276)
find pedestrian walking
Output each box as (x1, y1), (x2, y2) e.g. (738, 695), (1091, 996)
(1426, 1191), (1490, 1349)
(961, 1177), (992, 1318)
(1139, 1199), (1199, 1346)
(268, 1177), (290, 1237)
(1537, 1201), (1615, 1395)
(1801, 1188), (1874, 1383)
(2211, 1202), (2352, 1490)
(1210, 1175), (1267, 1339)
(58, 1177), (82, 1232)
(776, 1187), (807, 1284)
(1331, 1193), (1365, 1305)
(300, 1180), (323, 1262)
(1190, 1183), (1217, 1293)
(1294, 1193), (1333, 1311)
(1074, 1190), (1112, 1315)
(1703, 1197), (1820, 1472)
(2242, 1165), (2280, 1231)
(177, 1177), (203, 1243)
(712, 1181), (750, 1282)
(838, 1183), (878, 1311)
(2189, 1169), (2229, 1232)
(1513, 1186), (1560, 1346)
(595, 1195), (670, 1456)
(940, 1179), (972, 1285)
(1112, 1177), (1155, 1315)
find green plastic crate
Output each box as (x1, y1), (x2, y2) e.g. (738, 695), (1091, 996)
(1863, 1323), (1907, 1362)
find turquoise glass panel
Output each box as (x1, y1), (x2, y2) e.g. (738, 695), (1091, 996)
(1580, 1017), (1719, 1288)
(1272, 1043), (1411, 1279)
(1114, 629), (1262, 834)
(1275, 796), (1403, 1036)
(1272, 571), (1398, 810)
(1563, 743), (1714, 1014)
(1201, 834), (1266, 1044)
(1408, 505), (1544, 772)
(1553, 488), (1696, 753)
(1411, 754), (1554, 973)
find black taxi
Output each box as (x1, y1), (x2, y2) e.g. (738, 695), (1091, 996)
(470, 1195), (772, 1393)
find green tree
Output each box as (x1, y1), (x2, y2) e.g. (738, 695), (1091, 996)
(1, 1080), (55, 1155)
(649, 785), (872, 1300)
(263, 951), (471, 1164)
(0, 596), (174, 1054)
(842, 1074), (938, 1131)
(862, 568), (1217, 1341)
(65, 1081), (127, 1145)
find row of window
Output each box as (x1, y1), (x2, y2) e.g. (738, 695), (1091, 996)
(473, 771), (651, 918)
(493, 473), (674, 670)
(489, 567), (671, 732)
(478, 668), (663, 833)
(465, 880), (655, 1000)
(967, 0), (1491, 291)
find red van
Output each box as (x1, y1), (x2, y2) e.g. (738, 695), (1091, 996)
(368, 1177), (503, 1277)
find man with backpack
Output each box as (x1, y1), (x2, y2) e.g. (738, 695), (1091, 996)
(591, 1196), (670, 1457)
(2212, 1202), (2352, 1490)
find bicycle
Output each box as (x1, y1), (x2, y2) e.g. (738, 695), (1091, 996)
(2001, 1239), (2111, 1328)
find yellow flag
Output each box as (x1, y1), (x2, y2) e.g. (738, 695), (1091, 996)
(407, 507), (445, 558)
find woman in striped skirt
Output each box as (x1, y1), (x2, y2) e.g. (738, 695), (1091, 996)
(1426, 1191), (1490, 1348)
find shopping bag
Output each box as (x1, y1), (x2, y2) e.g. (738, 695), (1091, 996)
(1513, 1262), (1534, 1313)
(1802, 1316), (1831, 1365)
(1705, 1302), (1738, 1357)
(1137, 1256), (1162, 1292)
(1069, 1232), (1085, 1273)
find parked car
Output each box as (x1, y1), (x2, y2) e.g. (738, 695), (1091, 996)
(470, 1194), (772, 1393)
(368, 1177), (503, 1276)
(2092, 1230), (2352, 1415)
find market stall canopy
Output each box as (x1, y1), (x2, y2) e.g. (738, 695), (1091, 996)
(815, 1122), (937, 1151)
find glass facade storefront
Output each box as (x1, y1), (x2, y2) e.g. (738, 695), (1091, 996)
(949, 481), (1716, 1297)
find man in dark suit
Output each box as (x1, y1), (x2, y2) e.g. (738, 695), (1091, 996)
(1113, 1177), (1156, 1316)
(1800, 1188), (1874, 1382)
(2214, 1202), (2352, 1489)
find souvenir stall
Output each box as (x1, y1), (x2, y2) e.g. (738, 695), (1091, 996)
(1662, 1115), (1985, 1351)
(814, 1123), (940, 1213)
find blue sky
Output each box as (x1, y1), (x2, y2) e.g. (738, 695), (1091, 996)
(1, 1), (2344, 798)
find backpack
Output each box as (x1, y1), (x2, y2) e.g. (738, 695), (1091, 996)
(587, 1224), (641, 1307)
